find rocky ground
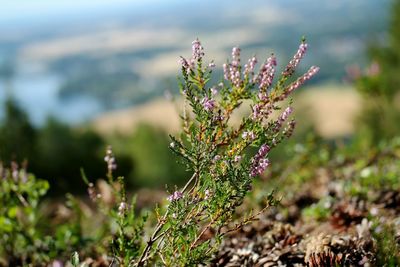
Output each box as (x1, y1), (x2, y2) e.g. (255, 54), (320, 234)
(211, 157), (400, 266)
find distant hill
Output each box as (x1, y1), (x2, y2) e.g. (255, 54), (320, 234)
(92, 84), (362, 139)
(0, 0), (390, 124)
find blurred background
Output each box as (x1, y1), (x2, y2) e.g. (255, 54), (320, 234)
(0, 0), (397, 194)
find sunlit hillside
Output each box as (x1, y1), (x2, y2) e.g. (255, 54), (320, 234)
(93, 84), (361, 138)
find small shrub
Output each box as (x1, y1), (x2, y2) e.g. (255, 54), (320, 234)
(134, 38), (319, 265)
(0, 163), (50, 265)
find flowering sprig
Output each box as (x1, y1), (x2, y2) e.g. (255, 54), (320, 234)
(250, 144), (271, 177)
(257, 55), (277, 92)
(82, 146), (146, 266)
(104, 145), (117, 179)
(200, 96), (215, 111)
(283, 41), (308, 76)
(167, 190), (183, 202)
(137, 38), (319, 266)
(223, 47), (242, 87)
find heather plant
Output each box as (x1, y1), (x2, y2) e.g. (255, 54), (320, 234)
(0, 162), (92, 266)
(0, 162), (50, 265)
(82, 146), (147, 266)
(131, 38), (319, 266)
(0, 38), (319, 266)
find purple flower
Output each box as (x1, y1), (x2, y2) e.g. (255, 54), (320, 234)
(223, 46), (243, 87)
(208, 61), (216, 68)
(250, 158), (270, 177)
(104, 146), (117, 172)
(250, 144), (271, 177)
(252, 101), (275, 121)
(223, 63), (229, 80)
(256, 55), (277, 90)
(179, 57), (193, 75)
(118, 201), (129, 216)
(283, 42), (308, 76)
(258, 92), (269, 101)
(179, 56), (190, 69)
(231, 69), (241, 87)
(279, 106), (293, 122)
(201, 96), (215, 111)
(292, 43), (308, 66)
(88, 183), (99, 201)
(167, 191), (183, 202)
(51, 260), (64, 267)
(210, 86), (218, 95)
(212, 114), (224, 122)
(285, 66), (319, 95)
(259, 144), (270, 156)
(242, 131), (256, 141)
(252, 104), (262, 120)
(304, 65), (319, 79)
(234, 155), (242, 162)
(213, 155), (221, 162)
(232, 46), (241, 61)
(192, 38), (204, 60)
(273, 107), (294, 132)
(243, 56), (258, 78)
(284, 120), (296, 138)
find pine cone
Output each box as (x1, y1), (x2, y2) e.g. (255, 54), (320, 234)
(330, 198), (366, 229)
(307, 250), (344, 267)
(375, 189), (400, 210)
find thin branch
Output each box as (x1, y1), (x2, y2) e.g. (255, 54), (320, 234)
(16, 193), (29, 207)
(136, 172), (198, 266)
(189, 220), (214, 250)
(221, 204), (271, 236)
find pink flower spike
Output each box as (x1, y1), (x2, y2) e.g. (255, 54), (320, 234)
(286, 66), (319, 95)
(167, 191), (183, 202)
(192, 38), (204, 60)
(201, 96), (215, 112)
(283, 42), (308, 76)
(279, 107), (293, 122)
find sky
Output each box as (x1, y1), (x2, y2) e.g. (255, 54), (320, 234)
(0, 0), (172, 24)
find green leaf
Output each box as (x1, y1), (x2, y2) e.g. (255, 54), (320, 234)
(0, 216), (13, 232)
(71, 251), (80, 266)
(7, 206), (18, 218)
